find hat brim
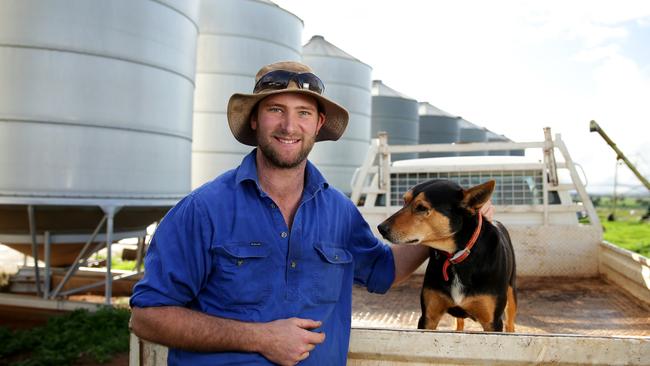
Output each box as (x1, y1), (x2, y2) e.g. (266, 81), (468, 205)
(227, 89), (349, 146)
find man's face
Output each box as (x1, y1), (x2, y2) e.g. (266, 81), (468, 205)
(252, 92), (325, 169)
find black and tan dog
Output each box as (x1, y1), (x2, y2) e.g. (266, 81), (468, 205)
(378, 179), (517, 332)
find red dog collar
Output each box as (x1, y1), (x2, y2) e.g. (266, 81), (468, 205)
(442, 214), (483, 281)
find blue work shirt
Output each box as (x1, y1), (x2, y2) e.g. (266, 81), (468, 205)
(130, 149), (395, 365)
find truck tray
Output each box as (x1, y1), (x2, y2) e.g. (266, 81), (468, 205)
(129, 274), (650, 366)
(352, 274), (650, 336)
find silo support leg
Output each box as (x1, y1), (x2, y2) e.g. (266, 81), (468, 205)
(27, 205), (41, 297)
(44, 231), (51, 299)
(101, 206), (122, 305)
(135, 236), (145, 273)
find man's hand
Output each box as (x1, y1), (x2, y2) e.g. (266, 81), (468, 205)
(480, 200), (495, 222)
(256, 318), (325, 366)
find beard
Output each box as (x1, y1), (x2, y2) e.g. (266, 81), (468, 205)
(256, 130), (316, 169)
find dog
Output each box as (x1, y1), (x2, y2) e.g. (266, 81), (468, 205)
(377, 179), (517, 332)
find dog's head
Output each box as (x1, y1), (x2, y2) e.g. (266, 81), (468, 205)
(377, 179), (495, 253)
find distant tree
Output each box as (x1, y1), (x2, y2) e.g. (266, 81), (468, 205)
(592, 196), (601, 206)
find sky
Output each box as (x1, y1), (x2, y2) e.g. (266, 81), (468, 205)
(273, 0), (650, 195)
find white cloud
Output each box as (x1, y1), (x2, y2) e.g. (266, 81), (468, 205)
(572, 45), (621, 63)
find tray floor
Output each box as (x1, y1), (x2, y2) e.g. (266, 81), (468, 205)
(352, 275), (650, 336)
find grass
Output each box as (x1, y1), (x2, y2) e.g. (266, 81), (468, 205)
(0, 307), (130, 366)
(602, 220), (650, 257)
(595, 204), (650, 258)
(110, 257), (138, 271)
(87, 253), (138, 271)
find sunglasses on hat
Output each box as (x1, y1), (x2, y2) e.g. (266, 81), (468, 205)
(253, 70), (325, 95)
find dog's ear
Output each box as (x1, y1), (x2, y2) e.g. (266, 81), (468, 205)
(461, 180), (495, 214)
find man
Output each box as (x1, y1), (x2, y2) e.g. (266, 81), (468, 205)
(130, 61), (477, 365)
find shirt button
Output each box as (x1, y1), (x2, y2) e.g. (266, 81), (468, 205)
(281, 231), (288, 238)
(290, 261), (297, 268)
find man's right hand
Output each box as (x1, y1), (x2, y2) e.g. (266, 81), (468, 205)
(256, 318), (325, 365)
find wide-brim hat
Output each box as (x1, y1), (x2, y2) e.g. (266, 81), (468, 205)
(227, 61), (349, 146)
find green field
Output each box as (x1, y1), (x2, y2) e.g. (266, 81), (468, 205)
(593, 196), (650, 258)
(600, 217), (650, 257)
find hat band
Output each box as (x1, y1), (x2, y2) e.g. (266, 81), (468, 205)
(253, 70), (325, 95)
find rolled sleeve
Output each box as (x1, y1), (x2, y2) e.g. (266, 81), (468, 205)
(130, 195), (213, 308)
(348, 203), (396, 294)
(364, 243), (395, 294)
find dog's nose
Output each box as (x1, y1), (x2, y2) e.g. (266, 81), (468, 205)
(377, 222), (391, 238)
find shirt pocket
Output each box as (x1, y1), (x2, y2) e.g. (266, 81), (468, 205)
(310, 241), (353, 304)
(213, 241), (273, 306)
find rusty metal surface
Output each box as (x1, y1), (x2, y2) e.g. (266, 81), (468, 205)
(352, 275), (650, 336)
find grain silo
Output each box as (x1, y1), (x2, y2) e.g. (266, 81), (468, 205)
(303, 35), (372, 194)
(0, 0), (199, 297)
(458, 119), (488, 156)
(418, 102), (460, 158)
(371, 80), (419, 160)
(192, 0), (303, 188)
(486, 130), (511, 156)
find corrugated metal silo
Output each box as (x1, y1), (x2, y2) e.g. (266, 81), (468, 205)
(458, 119), (488, 156)
(0, 0), (197, 198)
(418, 102), (460, 158)
(371, 80), (419, 160)
(0, 0), (199, 267)
(192, 0), (303, 188)
(486, 130), (511, 156)
(303, 35), (372, 194)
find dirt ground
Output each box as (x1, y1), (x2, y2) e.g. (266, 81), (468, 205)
(352, 274), (650, 336)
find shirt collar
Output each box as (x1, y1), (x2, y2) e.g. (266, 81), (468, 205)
(235, 149), (329, 197)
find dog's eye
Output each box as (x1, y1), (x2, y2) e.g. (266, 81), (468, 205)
(415, 204), (428, 213)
